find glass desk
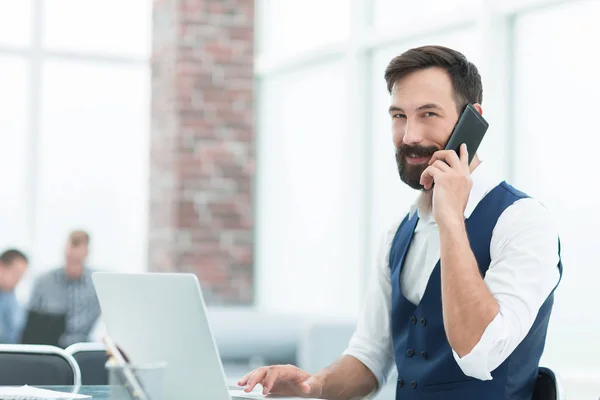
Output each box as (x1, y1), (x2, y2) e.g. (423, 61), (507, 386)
(38, 385), (269, 399)
(39, 385), (317, 399)
(39, 386), (125, 399)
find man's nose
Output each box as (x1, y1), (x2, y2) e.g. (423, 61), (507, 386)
(402, 122), (424, 145)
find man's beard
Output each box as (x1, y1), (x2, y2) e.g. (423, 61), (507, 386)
(395, 144), (440, 190)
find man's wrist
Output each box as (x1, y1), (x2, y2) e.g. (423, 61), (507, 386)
(437, 213), (466, 232)
(312, 370), (329, 398)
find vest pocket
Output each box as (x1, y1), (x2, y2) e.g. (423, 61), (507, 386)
(421, 378), (478, 393)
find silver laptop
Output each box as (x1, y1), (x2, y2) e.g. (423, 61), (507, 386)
(92, 272), (282, 400)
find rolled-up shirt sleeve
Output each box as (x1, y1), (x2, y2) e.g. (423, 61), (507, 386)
(452, 198), (561, 380)
(342, 221), (399, 389)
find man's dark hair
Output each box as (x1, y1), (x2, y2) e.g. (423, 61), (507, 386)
(69, 230), (90, 247)
(0, 249), (28, 267)
(384, 45), (483, 112)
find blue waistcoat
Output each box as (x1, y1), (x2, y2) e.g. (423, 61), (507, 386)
(390, 181), (562, 400)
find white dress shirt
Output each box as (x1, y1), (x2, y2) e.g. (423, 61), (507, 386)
(342, 161), (561, 387)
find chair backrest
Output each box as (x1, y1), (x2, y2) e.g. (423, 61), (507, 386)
(533, 367), (566, 400)
(65, 342), (108, 385)
(0, 344), (81, 386)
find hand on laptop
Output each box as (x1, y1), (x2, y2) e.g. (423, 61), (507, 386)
(237, 364), (323, 397)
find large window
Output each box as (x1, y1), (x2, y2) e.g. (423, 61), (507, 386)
(513, 0), (600, 378)
(255, 60), (364, 318)
(35, 61), (149, 273)
(42, 0), (151, 57)
(0, 0), (32, 46)
(256, 0), (350, 58)
(0, 57), (31, 249)
(373, 0), (473, 32)
(0, 1), (150, 286)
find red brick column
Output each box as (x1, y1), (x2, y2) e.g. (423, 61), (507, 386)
(149, 0), (255, 305)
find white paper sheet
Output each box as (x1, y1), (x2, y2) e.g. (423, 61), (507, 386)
(0, 385), (91, 399)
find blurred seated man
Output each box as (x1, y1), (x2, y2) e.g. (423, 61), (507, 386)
(28, 230), (101, 347)
(0, 249), (28, 343)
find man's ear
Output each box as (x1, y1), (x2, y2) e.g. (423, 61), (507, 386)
(472, 103), (483, 115)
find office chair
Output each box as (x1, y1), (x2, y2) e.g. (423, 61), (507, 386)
(0, 344), (81, 386)
(65, 342), (109, 385)
(533, 367), (566, 400)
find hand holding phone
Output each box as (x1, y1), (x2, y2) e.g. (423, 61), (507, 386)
(443, 103), (488, 164)
(421, 103), (488, 191)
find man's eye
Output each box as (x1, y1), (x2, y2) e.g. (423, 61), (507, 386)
(424, 112), (437, 117)
(393, 114), (406, 119)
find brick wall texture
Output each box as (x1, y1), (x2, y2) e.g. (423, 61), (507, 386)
(149, 0), (255, 305)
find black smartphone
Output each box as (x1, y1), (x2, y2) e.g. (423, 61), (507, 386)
(444, 103), (489, 164)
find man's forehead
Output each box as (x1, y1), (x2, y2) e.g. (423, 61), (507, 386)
(390, 74), (454, 110)
(392, 77), (452, 96)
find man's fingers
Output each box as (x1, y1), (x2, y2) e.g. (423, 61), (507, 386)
(239, 365), (313, 396)
(261, 369), (280, 395)
(429, 149), (461, 168)
(237, 370), (255, 386)
(431, 160), (451, 172)
(459, 143), (469, 167)
(420, 167), (433, 190)
(301, 376), (321, 395)
(243, 368), (268, 392)
(300, 382), (311, 394)
(238, 367), (261, 386)
(420, 165), (443, 190)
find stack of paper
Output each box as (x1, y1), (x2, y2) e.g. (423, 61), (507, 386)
(0, 385), (91, 399)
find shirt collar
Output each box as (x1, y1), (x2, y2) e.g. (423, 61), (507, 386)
(408, 161), (503, 220)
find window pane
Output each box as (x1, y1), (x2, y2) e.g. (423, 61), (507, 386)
(513, 1), (600, 395)
(43, 0), (151, 57)
(0, 0), (32, 47)
(368, 29), (481, 276)
(35, 61), (150, 274)
(0, 56), (30, 250)
(373, 0), (475, 32)
(256, 60), (362, 317)
(496, 0), (567, 14)
(256, 0), (350, 57)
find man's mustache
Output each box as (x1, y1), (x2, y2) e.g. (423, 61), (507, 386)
(396, 144), (440, 160)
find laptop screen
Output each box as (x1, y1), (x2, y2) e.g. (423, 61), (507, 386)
(20, 309), (67, 348)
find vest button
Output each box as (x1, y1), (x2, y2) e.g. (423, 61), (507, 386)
(420, 317), (427, 326)
(421, 351), (428, 359)
(397, 378), (404, 387)
(406, 349), (414, 357)
(411, 380), (417, 389)
(410, 316), (417, 325)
